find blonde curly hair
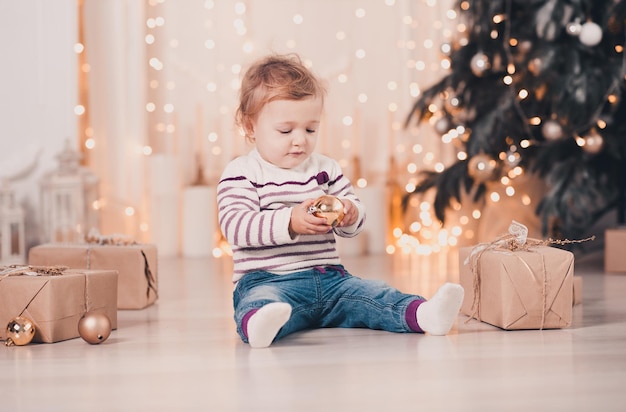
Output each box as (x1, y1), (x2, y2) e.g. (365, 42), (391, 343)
(235, 54), (326, 142)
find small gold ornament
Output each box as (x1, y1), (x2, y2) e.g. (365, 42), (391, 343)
(308, 195), (345, 227)
(78, 312), (112, 344)
(5, 316), (36, 346)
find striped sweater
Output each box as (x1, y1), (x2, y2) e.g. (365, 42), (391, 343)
(217, 149), (365, 283)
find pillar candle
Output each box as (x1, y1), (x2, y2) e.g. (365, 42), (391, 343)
(182, 185), (217, 257)
(356, 185), (387, 254)
(149, 154), (179, 256)
(335, 233), (366, 257)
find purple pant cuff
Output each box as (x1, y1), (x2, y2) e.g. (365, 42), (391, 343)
(406, 299), (426, 333)
(242, 308), (260, 339)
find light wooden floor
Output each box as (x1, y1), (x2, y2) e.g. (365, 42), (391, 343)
(2, 248), (626, 411)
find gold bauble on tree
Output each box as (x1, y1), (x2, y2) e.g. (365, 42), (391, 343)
(308, 195), (345, 227)
(468, 153), (498, 183)
(5, 316), (36, 346)
(78, 312), (112, 344)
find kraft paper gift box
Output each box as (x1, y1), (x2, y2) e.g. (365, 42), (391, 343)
(605, 228), (626, 273)
(573, 276), (582, 306)
(459, 245), (574, 330)
(29, 243), (158, 310)
(0, 268), (118, 343)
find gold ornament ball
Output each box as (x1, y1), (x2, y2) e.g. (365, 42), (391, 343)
(310, 195), (345, 227)
(582, 132), (604, 154)
(468, 154), (497, 183)
(78, 312), (112, 344)
(6, 316), (36, 346)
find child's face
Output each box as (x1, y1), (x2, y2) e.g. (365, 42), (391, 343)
(251, 97), (323, 169)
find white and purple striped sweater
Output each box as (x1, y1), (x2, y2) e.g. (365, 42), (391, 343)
(217, 149), (365, 283)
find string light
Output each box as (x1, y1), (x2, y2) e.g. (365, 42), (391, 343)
(79, 0), (479, 256)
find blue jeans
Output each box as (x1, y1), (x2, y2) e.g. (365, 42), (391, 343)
(233, 265), (425, 343)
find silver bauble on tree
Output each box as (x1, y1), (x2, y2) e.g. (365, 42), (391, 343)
(566, 21), (582, 36)
(579, 22), (603, 46)
(582, 131), (604, 154)
(470, 52), (490, 77)
(542, 120), (563, 140)
(434, 117), (451, 134)
(468, 153), (497, 183)
(503, 150), (521, 169)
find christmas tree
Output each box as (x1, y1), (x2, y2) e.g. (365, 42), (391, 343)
(404, 0), (626, 239)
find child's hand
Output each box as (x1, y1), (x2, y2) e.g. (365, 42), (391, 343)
(289, 199), (332, 236)
(338, 199), (358, 227)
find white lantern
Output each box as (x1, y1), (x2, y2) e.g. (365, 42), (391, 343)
(40, 141), (99, 243)
(0, 182), (26, 265)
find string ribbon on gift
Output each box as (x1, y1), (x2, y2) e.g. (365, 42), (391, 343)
(85, 228), (137, 246)
(141, 250), (158, 299)
(464, 220), (594, 329)
(0, 265), (69, 280)
(85, 229), (157, 300)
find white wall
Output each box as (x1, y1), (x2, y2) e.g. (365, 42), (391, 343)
(0, 0), (458, 255)
(1, 0), (78, 249)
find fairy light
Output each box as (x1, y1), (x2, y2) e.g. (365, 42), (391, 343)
(76, 0), (472, 257)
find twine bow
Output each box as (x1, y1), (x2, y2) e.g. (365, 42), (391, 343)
(85, 229), (157, 300)
(0, 265), (68, 280)
(85, 228), (137, 246)
(464, 221), (594, 329)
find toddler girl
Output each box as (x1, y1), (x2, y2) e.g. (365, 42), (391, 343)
(217, 53), (464, 348)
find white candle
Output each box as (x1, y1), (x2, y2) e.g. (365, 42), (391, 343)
(356, 186), (387, 254)
(182, 186), (217, 257)
(149, 154), (180, 256)
(335, 234), (366, 257)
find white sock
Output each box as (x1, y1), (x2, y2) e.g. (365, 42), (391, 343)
(247, 302), (292, 348)
(416, 283), (464, 336)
